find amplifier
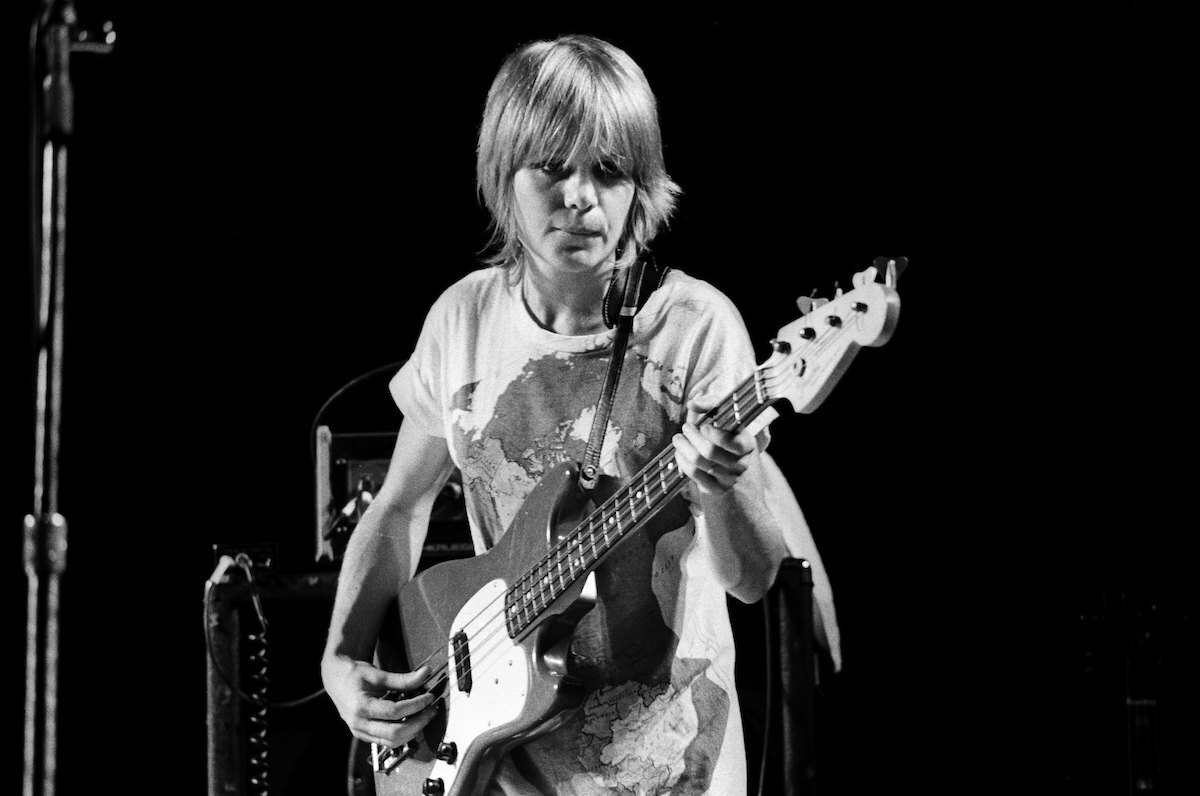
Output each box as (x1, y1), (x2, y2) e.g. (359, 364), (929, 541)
(205, 571), (370, 795)
(314, 426), (472, 566)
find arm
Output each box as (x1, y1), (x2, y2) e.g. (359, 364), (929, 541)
(674, 418), (787, 604)
(320, 421), (456, 749)
(760, 451), (842, 672)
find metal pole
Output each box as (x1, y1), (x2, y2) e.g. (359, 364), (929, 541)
(24, 5), (74, 793)
(777, 557), (817, 795)
(24, 4), (113, 794)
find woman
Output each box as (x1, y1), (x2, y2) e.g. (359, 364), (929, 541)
(322, 33), (824, 794)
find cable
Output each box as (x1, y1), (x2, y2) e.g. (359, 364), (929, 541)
(203, 554), (326, 710)
(345, 737), (366, 796)
(757, 597), (776, 796)
(307, 359), (406, 467)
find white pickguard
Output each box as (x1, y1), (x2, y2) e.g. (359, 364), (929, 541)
(431, 578), (529, 791)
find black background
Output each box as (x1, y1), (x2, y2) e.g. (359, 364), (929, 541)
(5, 4), (1193, 795)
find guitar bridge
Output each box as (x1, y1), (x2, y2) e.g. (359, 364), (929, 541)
(452, 630), (472, 693)
(370, 739), (419, 774)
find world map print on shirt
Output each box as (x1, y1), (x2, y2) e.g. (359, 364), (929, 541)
(572, 653), (731, 795)
(448, 346), (688, 550)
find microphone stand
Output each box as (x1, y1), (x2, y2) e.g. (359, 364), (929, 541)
(24, 4), (113, 795)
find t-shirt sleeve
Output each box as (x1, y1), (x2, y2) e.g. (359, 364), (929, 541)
(389, 295), (449, 438)
(682, 288), (761, 426)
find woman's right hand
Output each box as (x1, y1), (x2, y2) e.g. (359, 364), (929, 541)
(321, 654), (440, 748)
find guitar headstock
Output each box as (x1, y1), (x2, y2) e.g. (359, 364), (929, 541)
(758, 260), (903, 414)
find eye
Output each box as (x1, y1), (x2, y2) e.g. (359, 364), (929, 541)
(533, 161), (566, 176)
(594, 160), (625, 180)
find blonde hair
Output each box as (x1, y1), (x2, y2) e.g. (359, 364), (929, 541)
(476, 34), (680, 270)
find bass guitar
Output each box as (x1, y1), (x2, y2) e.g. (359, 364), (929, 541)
(372, 259), (905, 796)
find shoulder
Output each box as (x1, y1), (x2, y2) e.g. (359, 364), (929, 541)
(638, 267), (748, 333)
(425, 266), (515, 325)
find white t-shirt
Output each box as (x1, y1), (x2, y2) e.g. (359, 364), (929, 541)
(391, 265), (775, 795)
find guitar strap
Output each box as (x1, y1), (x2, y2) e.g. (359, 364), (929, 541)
(579, 255), (671, 492)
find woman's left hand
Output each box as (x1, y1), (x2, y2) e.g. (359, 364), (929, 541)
(673, 420), (757, 495)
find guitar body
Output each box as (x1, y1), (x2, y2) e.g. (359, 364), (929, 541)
(374, 461), (597, 796)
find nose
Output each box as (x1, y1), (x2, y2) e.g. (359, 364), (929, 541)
(561, 168), (597, 211)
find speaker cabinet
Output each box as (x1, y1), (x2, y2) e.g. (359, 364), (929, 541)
(205, 572), (371, 796)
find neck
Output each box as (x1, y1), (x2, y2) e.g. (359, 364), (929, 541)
(520, 257), (613, 336)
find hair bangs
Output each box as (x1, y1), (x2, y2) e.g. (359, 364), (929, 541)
(515, 52), (650, 180)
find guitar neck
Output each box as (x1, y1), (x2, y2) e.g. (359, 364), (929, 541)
(504, 370), (775, 637)
(503, 263), (903, 637)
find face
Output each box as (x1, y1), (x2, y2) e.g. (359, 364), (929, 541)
(511, 154), (635, 276)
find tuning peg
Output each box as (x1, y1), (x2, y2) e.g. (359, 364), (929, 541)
(871, 256), (908, 287)
(796, 296), (813, 316)
(811, 297), (829, 310)
(853, 267), (877, 288)
(833, 281), (843, 298)
(74, 21), (118, 54)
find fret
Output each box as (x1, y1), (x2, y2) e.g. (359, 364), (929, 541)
(522, 591), (533, 628)
(753, 370), (763, 405)
(642, 471), (653, 509)
(533, 574), (546, 613)
(567, 540), (581, 578)
(564, 547), (578, 597)
(731, 393), (742, 426)
(626, 488), (638, 522)
(587, 518), (599, 564)
(517, 591), (531, 630)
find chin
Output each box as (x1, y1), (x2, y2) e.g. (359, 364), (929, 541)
(553, 249), (609, 273)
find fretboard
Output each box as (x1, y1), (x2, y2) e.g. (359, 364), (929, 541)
(504, 368), (775, 637)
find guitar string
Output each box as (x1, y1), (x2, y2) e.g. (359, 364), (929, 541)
(387, 374), (772, 716)
(387, 362), (774, 689)
(393, 319), (852, 717)
(398, 363), (783, 699)
(390, 315), (857, 723)
(521, 314), (858, 610)
(401, 319), (851, 713)
(388, 398), (739, 709)
(510, 310), (859, 612)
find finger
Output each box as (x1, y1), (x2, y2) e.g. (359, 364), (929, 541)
(681, 423), (751, 472)
(673, 432), (737, 493)
(699, 421), (757, 457)
(693, 420), (757, 457)
(354, 701), (440, 748)
(363, 690), (438, 723)
(684, 397), (720, 426)
(368, 664), (432, 694)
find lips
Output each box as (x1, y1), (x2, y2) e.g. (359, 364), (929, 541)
(560, 227), (601, 236)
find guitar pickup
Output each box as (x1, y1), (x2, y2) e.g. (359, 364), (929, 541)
(452, 630), (472, 693)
